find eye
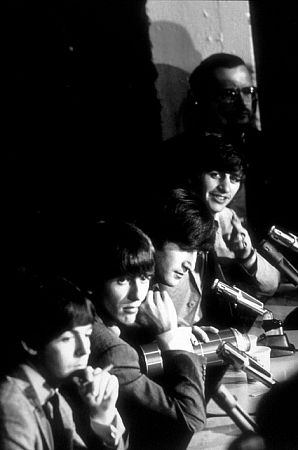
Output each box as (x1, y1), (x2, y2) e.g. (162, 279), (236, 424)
(230, 175), (241, 184)
(140, 274), (151, 282)
(117, 277), (130, 285)
(60, 332), (74, 342)
(209, 171), (221, 179)
(84, 329), (93, 338)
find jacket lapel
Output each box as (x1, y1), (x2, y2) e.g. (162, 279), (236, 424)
(13, 368), (54, 450)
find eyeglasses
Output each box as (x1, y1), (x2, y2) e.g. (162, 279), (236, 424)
(217, 86), (257, 104)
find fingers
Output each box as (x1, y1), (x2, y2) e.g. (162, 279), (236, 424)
(192, 325), (219, 343)
(231, 213), (245, 233)
(77, 365), (118, 405)
(229, 214), (253, 255)
(192, 325), (210, 343)
(201, 325), (219, 334)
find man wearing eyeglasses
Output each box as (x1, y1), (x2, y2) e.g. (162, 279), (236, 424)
(187, 53), (258, 133)
(162, 53), (272, 243)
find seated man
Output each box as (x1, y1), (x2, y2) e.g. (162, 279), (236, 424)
(0, 274), (125, 450)
(162, 52), (271, 241)
(68, 220), (207, 450)
(138, 187), (217, 339)
(140, 181), (279, 334)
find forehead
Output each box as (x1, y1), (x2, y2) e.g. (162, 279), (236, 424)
(161, 242), (195, 256)
(64, 324), (93, 335)
(213, 65), (252, 88)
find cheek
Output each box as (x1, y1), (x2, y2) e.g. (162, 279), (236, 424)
(140, 282), (150, 301)
(103, 286), (127, 314)
(202, 177), (214, 196)
(230, 184), (240, 198)
(43, 347), (69, 377)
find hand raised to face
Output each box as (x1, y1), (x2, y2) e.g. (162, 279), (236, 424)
(225, 213), (253, 260)
(137, 289), (178, 335)
(74, 365), (118, 424)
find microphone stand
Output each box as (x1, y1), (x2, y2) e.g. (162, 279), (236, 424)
(212, 279), (295, 357)
(212, 384), (258, 432)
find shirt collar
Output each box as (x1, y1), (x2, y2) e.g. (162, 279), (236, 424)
(213, 212), (220, 226)
(21, 363), (57, 406)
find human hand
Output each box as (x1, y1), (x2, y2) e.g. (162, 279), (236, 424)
(138, 289), (178, 334)
(191, 325), (219, 344)
(225, 214), (253, 260)
(74, 365), (118, 424)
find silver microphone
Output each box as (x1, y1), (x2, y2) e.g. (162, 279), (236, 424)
(269, 226), (298, 252)
(212, 279), (269, 316)
(217, 342), (277, 388)
(259, 240), (298, 286)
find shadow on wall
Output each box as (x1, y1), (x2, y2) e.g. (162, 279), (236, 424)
(150, 21), (202, 141)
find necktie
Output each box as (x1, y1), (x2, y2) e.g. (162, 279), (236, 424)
(43, 392), (68, 450)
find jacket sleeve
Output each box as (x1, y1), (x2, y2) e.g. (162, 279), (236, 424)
(249, 252), (280, 296)
(90, 321), (207, 435)
(217, 208), (280, 297)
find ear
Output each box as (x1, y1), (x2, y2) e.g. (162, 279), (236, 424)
(21, 340), (38, 356)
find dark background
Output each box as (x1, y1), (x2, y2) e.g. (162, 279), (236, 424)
(3, 1), (298, 274)
(3, 0), (162, 271)
(249, 2), (298, 234)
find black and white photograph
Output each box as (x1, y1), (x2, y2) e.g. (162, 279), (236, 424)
(2, 1), (298, 449)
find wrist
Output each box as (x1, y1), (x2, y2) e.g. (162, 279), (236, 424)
(238, 247), (257, 266)
(91, 406), (117, 426)
(91, 411), (125, 448)
(157, 326), (193, 352)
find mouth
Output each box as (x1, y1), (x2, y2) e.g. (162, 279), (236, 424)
(210, 193), (230, 204)
(236, 110), (250, 120)
(174, 271), (185, 279)
(123, 306), (140, 314)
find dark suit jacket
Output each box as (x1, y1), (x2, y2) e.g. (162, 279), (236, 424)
(88, 317), (207, 450)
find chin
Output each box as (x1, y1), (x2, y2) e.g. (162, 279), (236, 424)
(166, 277), (181, 287)
(122, 315), (137, 326)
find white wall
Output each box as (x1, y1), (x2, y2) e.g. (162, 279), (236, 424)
(146, 0), (255, 140)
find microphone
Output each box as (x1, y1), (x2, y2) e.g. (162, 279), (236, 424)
(269, 226), (298, 252)
(258, 240), (298, 286)
(217, 342), (277, 388)
(212, 279), (269, 316)
(139, 328), (251, 378)
(139, 331), (259, 432)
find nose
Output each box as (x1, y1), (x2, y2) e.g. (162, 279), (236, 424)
(75, 335), (90, 357)
(127, 279), (143, 302)
(236, 90), (251, 107)
(182, 252), (197, 272)
(218, 175), (231, 193)
(182, 261), (192, 272)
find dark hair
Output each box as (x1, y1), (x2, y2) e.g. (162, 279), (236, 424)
(141, 188), (215, 251)
(17, 275), (96, 350)
(73, 221), (155, 294)
(189, 134), (247, 182)
(189, 53), (247, 100)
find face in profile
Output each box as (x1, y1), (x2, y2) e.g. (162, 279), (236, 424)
(200, 170), (241, 214)
(210, 65), (256, 128)
(102, 275), (151, 325)
(155, 242), (197, 287)
(38, 324), (93, 386)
